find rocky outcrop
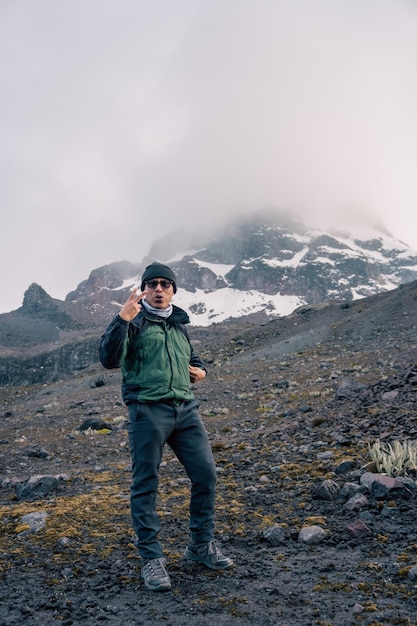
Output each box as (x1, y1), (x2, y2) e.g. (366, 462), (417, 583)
(0, 335), (99, 386)
(65, 260), (142, 302)
(173, 257), (227, 292)
(20, 283), (75, 329)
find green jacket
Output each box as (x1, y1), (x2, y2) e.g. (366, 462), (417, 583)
(99, 305), (206, 404)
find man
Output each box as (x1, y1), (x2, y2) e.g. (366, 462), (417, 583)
(99, 262), (233, 591)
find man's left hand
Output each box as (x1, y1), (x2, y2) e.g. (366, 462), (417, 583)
(189, 366), (206, 384)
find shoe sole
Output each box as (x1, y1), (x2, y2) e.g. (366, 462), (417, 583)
(143, 579), (171, 591)
(184, 548), (234, 570)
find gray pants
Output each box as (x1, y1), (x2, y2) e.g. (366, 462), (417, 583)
(127, 400), (217, 560)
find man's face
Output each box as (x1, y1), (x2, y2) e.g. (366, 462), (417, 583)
(144, 277), (174, 308)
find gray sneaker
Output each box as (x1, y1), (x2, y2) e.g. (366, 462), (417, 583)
(184, 540), (234, 570)
(141, 557), (171, 591)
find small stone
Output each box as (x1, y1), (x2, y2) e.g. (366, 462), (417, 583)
(79, 417), (113, 432)
(298, 525), (327, 545)
(314, 479), (340, 501)
(263, 525), (289, 546)
(317, 451), (333, 460)
(91, 375), (106, 388)
(381, 390), (399, 402)
(16, 475), (59, 501)
(346, 519), (372, 539)
(18, 511), (48, 533)
(335, 459), (356, 475)
(339, 482), (364, 500)
(343, 494), (369, 512)
(335, 379), (367, 399)
(58, 537), (71, 546)
(23, 445), (50, 459)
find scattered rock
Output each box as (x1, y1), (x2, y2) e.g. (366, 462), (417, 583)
(16, 475), (59, 500)
(343, 493), (369, 512)
(314, 479), (340, 501)
(339, 482), (365, 500)
(23, 445), (50, 459)
(18, 511), (48, 534)
(360, 472), (408, 500)
(79, 417), (113, 432)
(262, 525), (289, 546)
(335, 459), (356, 475)
(346, 519), (372, 539)
(91, 375), (106, 388)
(335, 378), (367, 399)
(298, 525), (327, 545)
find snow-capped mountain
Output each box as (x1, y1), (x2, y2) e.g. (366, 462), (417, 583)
(64, 211), (417, 327)
(2, 209), (417, 385)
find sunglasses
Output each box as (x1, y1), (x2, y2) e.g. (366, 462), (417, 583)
(145, 280), (173, 290)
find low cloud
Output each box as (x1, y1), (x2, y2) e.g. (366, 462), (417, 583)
(1, 0), (417, 311)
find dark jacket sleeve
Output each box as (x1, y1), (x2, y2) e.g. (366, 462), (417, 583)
(190, 348), (207, 373)
(184, 327), (207, 374)
(99, 315), (129, 369)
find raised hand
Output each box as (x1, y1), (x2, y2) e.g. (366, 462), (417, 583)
(119, 287), (146, 322)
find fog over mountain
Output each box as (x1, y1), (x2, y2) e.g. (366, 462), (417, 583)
(2, 210), (417, 368)
(1, 0), (417, 313)
(2, 209), (417, 390)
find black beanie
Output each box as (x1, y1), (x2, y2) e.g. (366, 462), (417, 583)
(140, 262), (177, 293)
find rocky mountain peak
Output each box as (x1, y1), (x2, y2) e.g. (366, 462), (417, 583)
(22, 283), (58, 315)
(2, 211), (417, 353)
(163, 214), (417, 324)
(65, 261), (142, 302)
(18, 283), (76, 337)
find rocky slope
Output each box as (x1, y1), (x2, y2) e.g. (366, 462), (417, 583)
(1, 278), (417, 624)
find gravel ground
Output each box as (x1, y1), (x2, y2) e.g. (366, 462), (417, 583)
(2, 283), (417, 625)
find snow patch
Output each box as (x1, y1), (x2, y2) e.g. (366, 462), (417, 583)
(173, 287), (304, 326)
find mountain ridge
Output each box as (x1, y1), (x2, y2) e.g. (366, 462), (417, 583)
(1, 210), (417, 386)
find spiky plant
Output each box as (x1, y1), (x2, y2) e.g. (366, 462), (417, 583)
(368, 439), (417, 477)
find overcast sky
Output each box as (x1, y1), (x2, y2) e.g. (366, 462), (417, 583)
(1, 0), (417, 313)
